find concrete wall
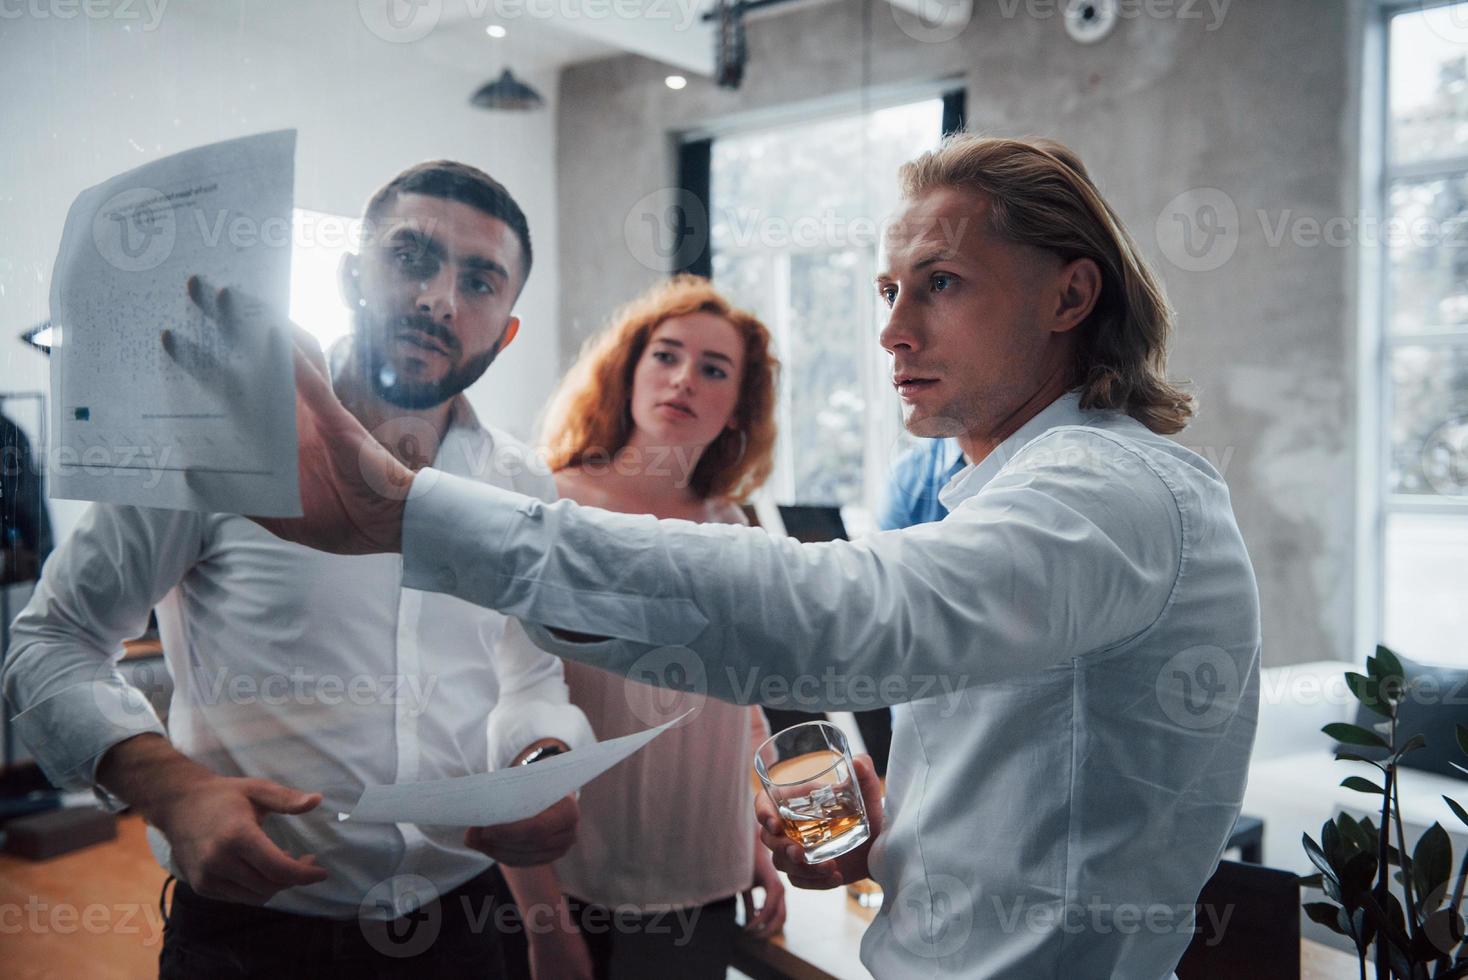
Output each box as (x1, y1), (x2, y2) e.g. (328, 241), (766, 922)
(555, 0), (1364, 667)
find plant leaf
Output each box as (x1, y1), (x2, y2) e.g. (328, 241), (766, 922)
(1324, 722), (1390, 749)
(1413, 823), (1453, 914)
(1444, 796), (1468, 831)
(1323, 818), (1343, 866)
(1304, 901), (1348, 936)
(1346, 671), (1391, 718)
(1341, 850), (1378, 899)
(1421, 907), (1463, 957)
(1458, 723), (1468, 758)
(1334, 750), (1387, 770)
(1303, 832), (1340, 884)
(1374, 644), (1406, 685)
(1351, 906), (1375, 950)
(1339, 813), (1376, 858)
(1395, 733), (1427, 758)
(1341, 775), (1384, 795)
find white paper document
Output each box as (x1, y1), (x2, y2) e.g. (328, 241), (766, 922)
(340, 710), (695, 826)
(48, 130), (301, 516)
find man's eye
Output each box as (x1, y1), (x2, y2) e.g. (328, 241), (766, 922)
(468, 277), (494, 295)
(931, 273), (955, 292)
(878, 285), (896, 306)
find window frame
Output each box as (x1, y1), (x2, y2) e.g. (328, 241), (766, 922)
(686, 83), (961, 516)
(1361, 0), (1468, 663)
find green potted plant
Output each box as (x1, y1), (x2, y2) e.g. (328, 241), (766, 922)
(1301, 645), (1468, 979)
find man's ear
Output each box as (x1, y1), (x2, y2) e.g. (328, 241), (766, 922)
(339, 253), (363, 309)
(1051, 256), (1102, 335)
(495, 317), (521, 354)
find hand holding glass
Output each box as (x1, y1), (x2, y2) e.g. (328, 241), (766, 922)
(755, 721), (871, 864)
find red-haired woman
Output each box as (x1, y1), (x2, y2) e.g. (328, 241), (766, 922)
(523, 274), (785, 980)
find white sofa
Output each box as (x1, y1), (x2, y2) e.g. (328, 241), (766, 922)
(1244, 659), (1468, 874)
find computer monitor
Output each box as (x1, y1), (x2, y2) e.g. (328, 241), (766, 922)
(776, 505), (847, 543)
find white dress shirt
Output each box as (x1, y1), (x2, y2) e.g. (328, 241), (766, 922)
(3, 398), (593, 919)
(397, 391), (1261, 979)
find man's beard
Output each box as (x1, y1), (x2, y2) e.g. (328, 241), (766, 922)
(357, 313), (501, 410)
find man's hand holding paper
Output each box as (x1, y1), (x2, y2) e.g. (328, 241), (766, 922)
(49, 129), (302, 516)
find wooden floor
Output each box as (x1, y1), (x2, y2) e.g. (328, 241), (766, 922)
(0, 814), (167, 980)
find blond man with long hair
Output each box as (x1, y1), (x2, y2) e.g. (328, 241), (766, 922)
(226, 134), (1262, 980)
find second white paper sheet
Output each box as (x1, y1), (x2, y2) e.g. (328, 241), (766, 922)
(49, 130), (301, 516)
(341, 710), (695, 826)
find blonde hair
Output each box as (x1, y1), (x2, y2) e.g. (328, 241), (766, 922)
(540, 275), (780, 502)
(898, 134), (1193, 434)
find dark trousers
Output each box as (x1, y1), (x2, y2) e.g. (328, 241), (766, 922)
(488, 866), (739, 980)
(159, 870), (510, 980)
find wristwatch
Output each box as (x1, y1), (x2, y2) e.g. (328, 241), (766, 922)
(516, 744), (568, 766)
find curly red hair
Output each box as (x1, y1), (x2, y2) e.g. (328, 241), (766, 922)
(540, 275), (780, 503)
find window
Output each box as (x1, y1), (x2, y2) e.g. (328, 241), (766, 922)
(707, 97), (948, 521)
(1376, 3), (1468, 664)
(289, 208), (358, 352)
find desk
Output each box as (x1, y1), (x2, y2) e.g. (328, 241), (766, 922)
(734, 876), (1366, 980)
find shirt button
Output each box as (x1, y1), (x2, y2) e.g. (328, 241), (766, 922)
(436, 567), (457, 592)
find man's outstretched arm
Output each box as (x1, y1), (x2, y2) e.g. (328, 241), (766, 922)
(202, 292), (1179, 712)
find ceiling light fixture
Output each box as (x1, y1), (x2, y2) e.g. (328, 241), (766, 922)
(469, 69), (545, 110)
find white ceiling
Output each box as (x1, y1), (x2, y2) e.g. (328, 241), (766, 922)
(180, 0), (711, 76)
(169, 0), (900, 81)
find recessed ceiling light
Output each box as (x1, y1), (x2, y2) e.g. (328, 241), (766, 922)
(485, 24), (507, 38)
(665, 75), (687, 90)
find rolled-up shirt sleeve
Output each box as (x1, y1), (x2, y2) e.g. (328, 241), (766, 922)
(401, 429), (1183, 711)
(485, 613), (595, 770)
(2, 504), (203, 797)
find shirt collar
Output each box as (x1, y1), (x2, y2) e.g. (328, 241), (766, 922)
(937, 390), (1089, 510)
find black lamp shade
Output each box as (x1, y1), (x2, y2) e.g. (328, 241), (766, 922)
(470, 69), (544, 111)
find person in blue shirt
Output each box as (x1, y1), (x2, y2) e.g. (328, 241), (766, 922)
(878, 437), (966, 530)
